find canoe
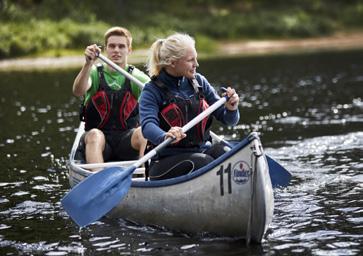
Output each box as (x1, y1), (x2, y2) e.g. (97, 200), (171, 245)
(67, 122), (274, 243)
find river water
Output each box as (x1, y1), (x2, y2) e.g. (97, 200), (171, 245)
(0, 50), (362, 255)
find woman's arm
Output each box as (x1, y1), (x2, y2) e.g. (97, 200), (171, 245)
(139, 84), (167, 145)
(197, 74), (240, 126)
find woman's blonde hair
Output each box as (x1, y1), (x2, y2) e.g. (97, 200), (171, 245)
(147, 33), (195, 77)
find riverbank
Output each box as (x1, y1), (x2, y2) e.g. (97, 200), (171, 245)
(219, 32), (363, 56)
(1, 32), (363, 72)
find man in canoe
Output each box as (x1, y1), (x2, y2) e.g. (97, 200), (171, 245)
(72, 26), (149, 170)
(139, 33), (240, 180)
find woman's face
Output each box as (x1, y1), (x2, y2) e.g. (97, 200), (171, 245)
(170, 46), (199, 79)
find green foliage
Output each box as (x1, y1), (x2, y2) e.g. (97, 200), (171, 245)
(340, 3), (363, 27)
(0, 20), (109, 58)
(195, 34), (218, 54)
(1, 0), (363, 58)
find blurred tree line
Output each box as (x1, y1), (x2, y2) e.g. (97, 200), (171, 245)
(1, 0), (363, 58)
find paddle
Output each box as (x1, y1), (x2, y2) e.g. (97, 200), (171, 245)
(98, 53), (292, 187)
(265, 155), (291, 188)
(61, 95), (228, 227)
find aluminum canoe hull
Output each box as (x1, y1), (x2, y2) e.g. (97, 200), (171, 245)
(67, 122), (274, 243)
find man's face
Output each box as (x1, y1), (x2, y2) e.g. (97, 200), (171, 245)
(105, 35), (131, 67)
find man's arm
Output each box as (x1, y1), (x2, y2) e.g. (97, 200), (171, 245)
(72, 63), (93, 97)
(72, 44), (101, 97)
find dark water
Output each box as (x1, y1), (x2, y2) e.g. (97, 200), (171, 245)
(0, 50), (362, 255)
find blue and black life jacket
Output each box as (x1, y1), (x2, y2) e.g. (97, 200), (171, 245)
(153, 77), (213, 148)
(81, 65), (139, 131)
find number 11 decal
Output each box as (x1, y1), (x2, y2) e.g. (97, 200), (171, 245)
(217, 161), (251, 196)
(216, 163), (232, 196)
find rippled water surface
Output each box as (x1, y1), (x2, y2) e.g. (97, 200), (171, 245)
(0, 50), (362, 255)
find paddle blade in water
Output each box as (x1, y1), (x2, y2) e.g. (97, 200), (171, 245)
(61, 166), (134, 227)
(266, 155), (292, 188)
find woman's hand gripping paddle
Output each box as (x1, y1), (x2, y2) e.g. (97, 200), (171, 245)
(61, 95), (228, 227)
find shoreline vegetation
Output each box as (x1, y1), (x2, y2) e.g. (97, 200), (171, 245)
(1, 31), (363, 72)
(1, 1), (363, 71)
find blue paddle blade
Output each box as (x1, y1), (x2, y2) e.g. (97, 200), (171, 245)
(61, 166), (134, 227)
(266, 155), (292, 188)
